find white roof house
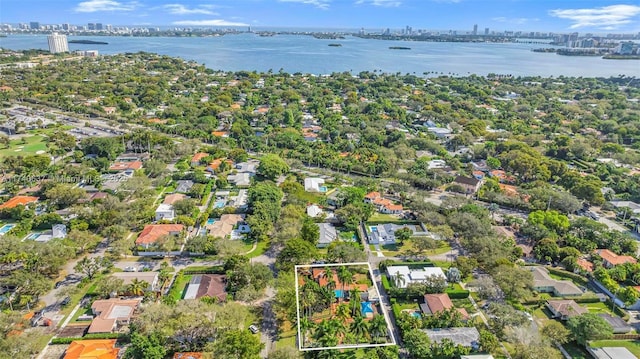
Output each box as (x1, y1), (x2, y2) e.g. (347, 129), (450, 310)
(52, 224), (67, 239)
(155, 203), (175, 221)
(317, 223), (338, 248)
(304, 177), (325, 192)
(307, 204), (323, 218)
(386, 266), (446, 288)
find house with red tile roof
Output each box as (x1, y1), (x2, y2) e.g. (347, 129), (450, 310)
(63, 339), (119, 359)
(190, 152), (209, 167)
(576, 258), (594, 273)
(364, 192), (403, 214)
(0, 195), (38, 210)
(173, 353), (203, 359)
(212, 131), (229, 138)
(109, 161), (143, 172)
(135, 224), (184, 248)
(183, 274), (227, 301)
(595, 249), (637, 268)
(421, 293), (469, 320)
(206, 158), (234, 173)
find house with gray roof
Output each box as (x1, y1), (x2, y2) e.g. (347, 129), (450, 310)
(597, 313), (631, 334)
(528, 266), (583, 297)
(317, 223), (337, 248)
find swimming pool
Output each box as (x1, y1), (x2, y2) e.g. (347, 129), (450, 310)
(214, 200), (225, 209)
(206, 218), (216, 225)
(370, 227), (378, 233)
(319, 186), (328, 193)
(411, 311), (421, 318)
(0, 224), (15, 235)
(26, 232), (41, 240)
(334, 289), (344, 298)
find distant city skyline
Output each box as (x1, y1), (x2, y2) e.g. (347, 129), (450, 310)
(1, 0), (640, 33)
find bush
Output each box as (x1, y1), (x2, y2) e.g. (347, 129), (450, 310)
(546, 267), (588, 286)
(51, 333), (127, 345)
(572, 295), (602, 303)
(381, 274), (391, 291)
(182, 266), (225, 275)
(445, 289), (470, 299)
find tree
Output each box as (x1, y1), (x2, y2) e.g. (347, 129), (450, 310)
(446, 267), (461, 283)
(491, 264), (532, 300)
(337, 266), (354, 302)
(74, 256), (111, 280)
(45, 183), (87, 208)
(300, 217), (320, 245)
(257, 154), (289, 180)
(144, 159), (166, 178)
(124, 331), (167, 359)
(351, 315), (370, 341)
(395, 227), (413, 244)
(479, 329), (500, 353)
(566, 313), (613, 346)
(211, 329), (264, 359)
(95, 276), (124, 298)
(127, 278), (149, 296)
(454, 257), (477, 279)
(325, 242), (366, 263)
(276, 238), (317, 271)
(413, 236), (438, 255)
(403, 329), (432, 358)
(172, 198), (197, 216)
(540, 320), (571, 345)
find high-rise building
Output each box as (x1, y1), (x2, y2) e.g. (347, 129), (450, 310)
(484, 27), (489, 36)
(30, 21), (40, 30)
(96, 23), (103, 31)
(47, 32), (69, 53)
(62, 23), (70, 31)
(473, 24), (478, 35)
(88, 23), (95, 30)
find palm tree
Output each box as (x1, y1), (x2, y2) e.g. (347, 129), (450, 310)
(300, 286), (317, 319)
(127, 279), (148, 296)
(350, 315), (370, 341)
(393, 273), (406, 288)
(299, 317), (314, 346)
(337, 266), (354, 303)
(349, 288), (361, 317)
(335, 303), (350, 321)
(370, 315), (388, 343)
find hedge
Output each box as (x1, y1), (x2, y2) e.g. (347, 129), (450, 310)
(572, 295), (602, 303)
(545, 267), (589, 286)
(182, 266), (225, 275)
(51, 333), (127, 345)
(381, 274), (391, 291)
(445, 289), (470, 299)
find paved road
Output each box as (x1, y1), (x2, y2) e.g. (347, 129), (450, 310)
(259, 287), (277, 358)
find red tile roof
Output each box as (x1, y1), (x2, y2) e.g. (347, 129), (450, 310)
(596, 249), (637, 266)
(136, 224), (184, 246)
(195, 274), (227, 301)
(109, 161), (143, 171)
(0, 196), (38, 209)
(424, 293), (469, 319)
(576, 258), (594, 272)
(191, 152), (209, 164)
(365, 192), (381, 200)
(64, 339), (119, 359)
(173, 353), (203, 359)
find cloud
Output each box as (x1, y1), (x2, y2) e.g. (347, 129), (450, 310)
(75, 0), (137, 12)
(355, 0), (402, 7)
(492, 16), (539, 25)
(278, 0), (331, 10)
(163, 4), (217, 15)
(172, 19), (250, 26)
(549, 4), (640, 29)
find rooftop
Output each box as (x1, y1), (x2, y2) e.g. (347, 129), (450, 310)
(163, 193), (186, 205)
(528, 266), (583, 296)
(135, 224), (184, 246)
(423, 327), (479, 348)
(89, 298), (141, 334)
(63, 339), (119, 359)
(0, 195), (38, 209)
(596, 249), (637, 266)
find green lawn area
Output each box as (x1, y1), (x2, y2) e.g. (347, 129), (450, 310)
(0, 134), (48, 157)
(451, 298), (476, 314)
(275, 327), (297, 349)
(291, 190), (324, 204)
(563, 342), (590, 359)
(369, 213), (401, 222)
(585, 302), (616, 315)
(70, 306), (93, 323)
(245, 239), (269, 258)
(590, 340), (640, 356)
(381, 239), (451, 257)
(168, 273), (193, 301)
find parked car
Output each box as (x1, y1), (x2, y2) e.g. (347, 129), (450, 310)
(54, 281), (63, 289)
(124, 266), (137, 272)
(61, 297), (71, 306)
(249, 325), (259, 334)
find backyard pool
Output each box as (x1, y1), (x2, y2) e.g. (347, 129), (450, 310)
(319, 186), (328, 193)
(334, 289), (344, 298)
(206, 218), (216, 225)
(214, 200), (226, 209)
(26, 232), (41, 240)
(0, 224), (15, 235)
(370, 227), (378, 233)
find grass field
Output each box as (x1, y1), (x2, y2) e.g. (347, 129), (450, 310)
(369, 213), (402, 222)
(0, 134), (48, 157)
(590, 340), (640, 356)
(381, 239), (451, 257)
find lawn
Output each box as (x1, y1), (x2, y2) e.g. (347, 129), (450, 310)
(245, 239), (269, 258)
(369, 213), (401, 222)
(275, 324), (297, 350)
(70, 306), (93, 323)
(0, 134), (48, 157)
(168, 273), (192, 301)
(585, 302), (616, 315)
(589, 340), (640, 356)
(381, 239), (451, 257)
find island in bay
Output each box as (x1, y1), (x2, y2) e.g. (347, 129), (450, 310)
(68, 39), (109, 45)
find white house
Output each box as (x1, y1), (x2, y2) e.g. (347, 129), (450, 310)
(386, 265), (446, 288)
(52, 224), (67, 239)
(307, 204), (323, 218)
(155, 203), (175, 221)
(304, 177), (325, 192)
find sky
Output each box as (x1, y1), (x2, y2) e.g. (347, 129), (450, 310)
(1, 0), (640, 33)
